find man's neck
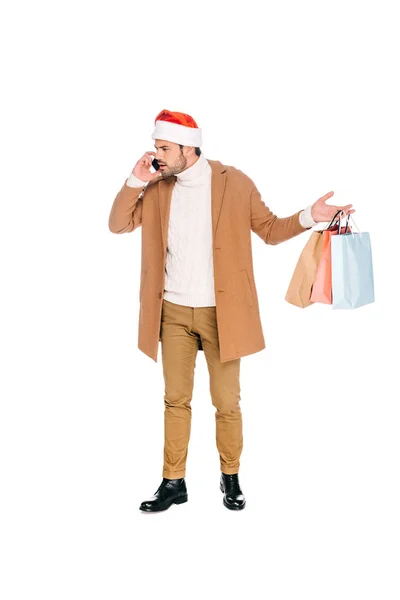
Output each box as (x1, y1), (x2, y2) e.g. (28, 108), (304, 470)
(176, 153), (209, 185)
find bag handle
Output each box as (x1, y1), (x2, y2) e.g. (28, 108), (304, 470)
(325, 209), (343, 230)
(336, 210), (361, 236)
(324, 208), (361, 235)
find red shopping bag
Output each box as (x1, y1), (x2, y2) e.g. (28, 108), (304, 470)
(310, 220), (352, 304)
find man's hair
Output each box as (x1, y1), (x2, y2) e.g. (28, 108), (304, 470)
(179, 144), (201, 156)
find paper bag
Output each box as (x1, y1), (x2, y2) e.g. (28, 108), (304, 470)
(331, 231), (375, 309)
(310, 224), (352, 304)
(285, 231), (324, 308)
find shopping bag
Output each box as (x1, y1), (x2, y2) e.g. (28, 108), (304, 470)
(331, 213), (375, 309)
(310, 222), (352, 304)
(285, 209), (343, 308)
(285, 231), (325, 308)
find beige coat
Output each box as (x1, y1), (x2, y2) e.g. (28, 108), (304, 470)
(108, 159), (311, 363)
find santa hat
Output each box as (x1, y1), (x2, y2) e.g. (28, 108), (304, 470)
(151, 109), (202, 147)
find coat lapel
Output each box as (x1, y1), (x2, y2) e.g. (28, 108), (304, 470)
(158, 176), (175, 252)
(158, 159), (227, 250)
(209, 159), (227, 241)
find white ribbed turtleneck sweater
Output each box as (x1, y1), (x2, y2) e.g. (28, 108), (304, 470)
(126, 153), (317, 307)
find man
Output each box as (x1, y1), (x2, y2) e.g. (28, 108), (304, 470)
(108, 109), (354, 512)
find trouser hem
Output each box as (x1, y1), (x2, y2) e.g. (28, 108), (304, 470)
(221, 466), (240, 474)
(163, 469), (186, 479)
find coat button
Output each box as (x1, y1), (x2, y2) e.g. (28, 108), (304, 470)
(158, 292), (162, 299)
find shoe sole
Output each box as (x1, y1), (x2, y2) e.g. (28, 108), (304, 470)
(220, 482), (246, 510)
(139, 494), (188, 512)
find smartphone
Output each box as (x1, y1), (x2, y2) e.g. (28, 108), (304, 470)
(152, 158), (160, 170)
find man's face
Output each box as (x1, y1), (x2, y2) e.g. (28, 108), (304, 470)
(154, 140), (188, 178)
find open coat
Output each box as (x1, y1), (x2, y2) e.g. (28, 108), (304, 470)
(108, 158), (311, 363)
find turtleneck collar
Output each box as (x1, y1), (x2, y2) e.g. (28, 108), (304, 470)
(175, 152), (211, 186)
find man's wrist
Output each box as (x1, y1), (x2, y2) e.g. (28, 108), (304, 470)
(299, 204), (318, 228)
(126, 172), (148, 188)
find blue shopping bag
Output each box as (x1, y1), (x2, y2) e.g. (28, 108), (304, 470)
(331, 212), (375, 309)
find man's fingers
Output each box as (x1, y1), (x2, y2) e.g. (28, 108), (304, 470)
(320, 191), (335, 201)
(338, 204), (354, 213)
(334, 205), (356, 216)
(329, 203), (353, 211)
(140, 152), (156, 166)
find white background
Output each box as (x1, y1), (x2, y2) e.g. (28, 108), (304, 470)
(1, 1), (399, 599)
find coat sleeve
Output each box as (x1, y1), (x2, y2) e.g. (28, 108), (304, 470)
(250, 185), (312, 245)
(108, 178), (145, 234)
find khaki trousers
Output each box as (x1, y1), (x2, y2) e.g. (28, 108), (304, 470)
(160, 299), (243, 479)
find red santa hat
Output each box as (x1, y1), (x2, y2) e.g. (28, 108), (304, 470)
(151, 109), (202, 147)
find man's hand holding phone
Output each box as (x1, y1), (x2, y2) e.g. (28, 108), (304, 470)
(132, 151), (163, 182)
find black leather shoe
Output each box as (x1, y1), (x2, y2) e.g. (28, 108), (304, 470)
(220, 472), (246, 510)
(139, 477), (188, 512)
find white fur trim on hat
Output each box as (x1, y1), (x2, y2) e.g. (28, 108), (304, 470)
(151, 120), (202, 147)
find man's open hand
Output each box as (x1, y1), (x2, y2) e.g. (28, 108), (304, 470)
(311, 191), (355, 223)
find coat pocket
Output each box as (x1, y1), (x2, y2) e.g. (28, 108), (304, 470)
(240, 268), (255, 307)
